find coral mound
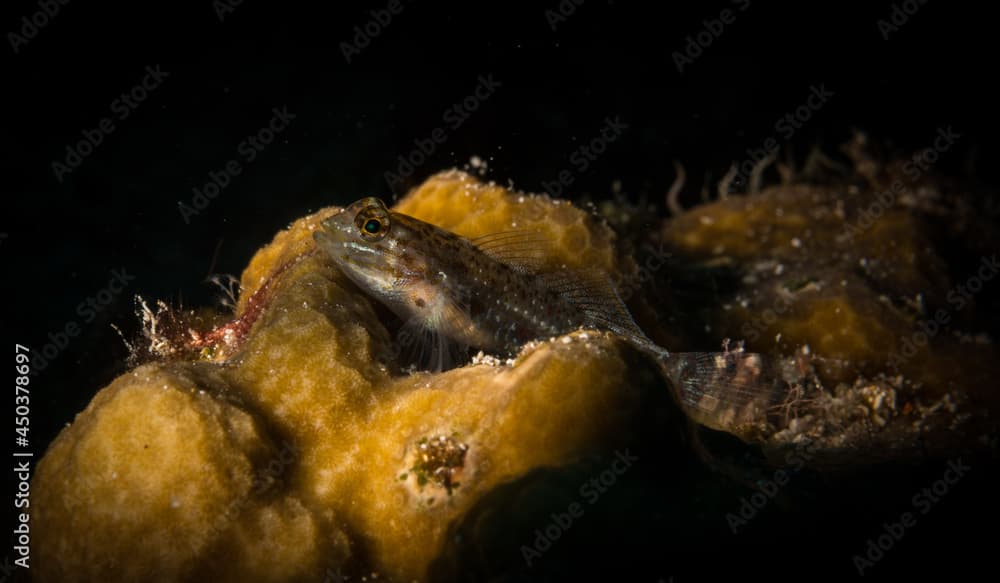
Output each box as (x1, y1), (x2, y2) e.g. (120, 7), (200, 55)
(32, 171), (656, 582)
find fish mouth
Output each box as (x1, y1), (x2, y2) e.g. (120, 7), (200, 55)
(313, 224), (384, 271)
(315, 208), (356, 247)
(319, 208), (352, 236)
(314, 211), (352, 259)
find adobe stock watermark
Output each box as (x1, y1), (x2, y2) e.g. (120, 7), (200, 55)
(878, 0), (930, 40)
(613, 243), (671, 304)
(851, 457), (970, 576)
(541, 115), (629, 197)
(725, 440), (819, 534)
(740, 290), (797, 344)
(672, 0), (751, 73)
(28, 267), (136, 373)
(340, 0), (410, 63)
(0, 555), (14, 582)
(7, 0), (71, 54)
(178, 106), (296, 223)
(842, 126), (961, 241)
(544, 0), (585, 31)
(322, 566), (349, 583)
(383, 74), (501, 191)
(213, 0), (245, 22)
(51, 65), (170, 183)
(190, 440), (299, 553)
(728, 84), (835, 193)
(521, 449), (638, 567)
(886, 254), (997, 370)
(739, 266), (822, 344)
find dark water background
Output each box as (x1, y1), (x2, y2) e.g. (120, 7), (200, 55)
(4, 1), (999, 580)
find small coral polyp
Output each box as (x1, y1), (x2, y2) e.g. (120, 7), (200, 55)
(403, 432), (470, 503)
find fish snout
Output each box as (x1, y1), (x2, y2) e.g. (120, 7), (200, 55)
(319, 209), (354, 239)
(314, 212), (353, 258)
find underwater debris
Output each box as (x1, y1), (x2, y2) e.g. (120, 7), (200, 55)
(122, 251), (318, 367)
(206, 273), (242, 311)
(657, 135), (996, 464)
(123, 296), (215, 364)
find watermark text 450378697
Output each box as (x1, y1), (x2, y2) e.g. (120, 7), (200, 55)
(14, 344), (33, 570)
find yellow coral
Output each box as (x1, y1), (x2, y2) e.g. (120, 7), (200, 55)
(661, 181), (992, 401)
(32, 171), (651, 582)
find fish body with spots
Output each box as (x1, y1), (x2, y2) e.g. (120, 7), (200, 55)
(314, 197), (795, 437)
(314, 197), (594, 356)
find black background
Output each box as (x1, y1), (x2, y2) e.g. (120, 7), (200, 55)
(4, 0), (999, 581)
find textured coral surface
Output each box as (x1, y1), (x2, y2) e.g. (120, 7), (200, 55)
(32, 171), (655, 582)
(656, 165), (997, 463)
(31, 165), (996, 581)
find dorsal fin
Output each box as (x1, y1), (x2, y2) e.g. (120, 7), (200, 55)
(538, 269), (649, 340)
(470, 229), (551, 273)
(473, 229), (653, 346)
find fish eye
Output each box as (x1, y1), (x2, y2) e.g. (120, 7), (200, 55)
(354, 203), (390, 240)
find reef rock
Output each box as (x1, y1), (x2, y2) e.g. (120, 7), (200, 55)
(31, 161), (997, 581)
(32, 171), (661, 582)
(654, 146), (998, 466)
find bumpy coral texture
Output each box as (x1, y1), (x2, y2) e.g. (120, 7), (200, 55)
(659, 174), (996, 462)
(31, 171), (651, 582)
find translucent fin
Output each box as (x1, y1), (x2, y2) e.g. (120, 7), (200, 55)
(471, 229), (550, 273)
(659, 350), (799, 435)
(395, 316), (469, 373)
(391, 279), (483, 372)
(540, 269), (649, 340)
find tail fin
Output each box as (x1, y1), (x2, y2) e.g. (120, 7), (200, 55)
(657, 349), (798, 437)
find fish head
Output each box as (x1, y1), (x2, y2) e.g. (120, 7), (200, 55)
(314, 197), (421, 302)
